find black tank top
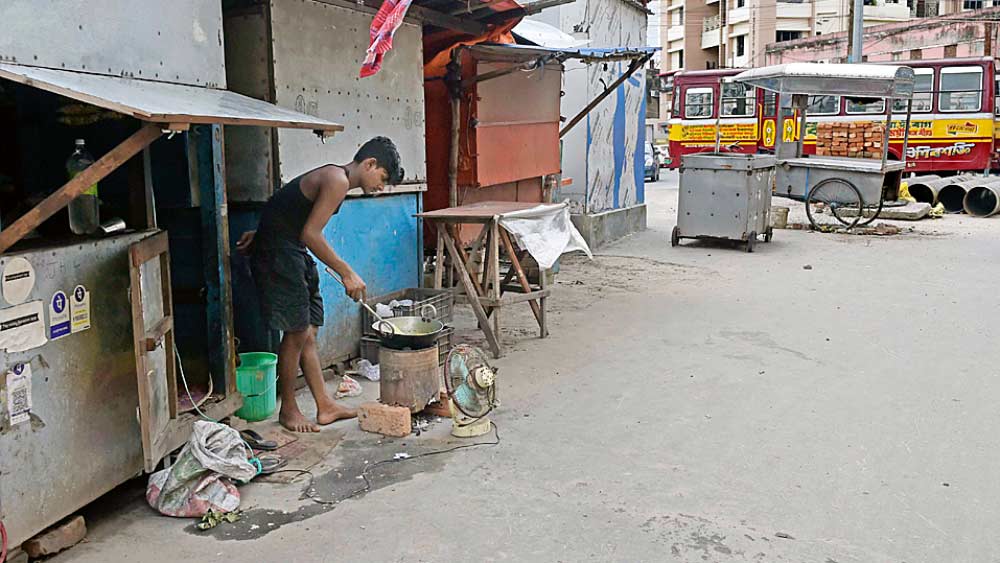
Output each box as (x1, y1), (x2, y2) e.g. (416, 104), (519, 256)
(255, 164), (345, 251)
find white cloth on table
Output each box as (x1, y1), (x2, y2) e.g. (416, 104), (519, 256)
(497, 202), (592, 269)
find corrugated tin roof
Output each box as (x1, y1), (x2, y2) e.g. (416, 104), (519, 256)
(733, 63), (915, 98)
(0, 63), (344, 132)
(470, 43), (658, 64)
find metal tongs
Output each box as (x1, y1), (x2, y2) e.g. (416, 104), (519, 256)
(324, 267), (395, 335)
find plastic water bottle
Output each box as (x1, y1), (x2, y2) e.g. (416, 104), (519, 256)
(66, 139), (99, 235)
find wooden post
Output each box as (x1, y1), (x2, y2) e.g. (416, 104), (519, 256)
(442, 228), (501, 358)
(193, 124), (236, 394)
(499, 228), (542, 327)
(447, 50), (462, 208)
(489, 220), (501, 339)
(0, 122), (162, 254)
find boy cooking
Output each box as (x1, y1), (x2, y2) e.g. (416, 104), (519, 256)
(237, 137), (403, 432)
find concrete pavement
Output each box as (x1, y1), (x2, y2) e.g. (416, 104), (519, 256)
(53, 171), (1000, 562)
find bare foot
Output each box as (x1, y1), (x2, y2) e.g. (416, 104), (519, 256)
(317, 401), (358, 426)
(279, 406), (320, 433)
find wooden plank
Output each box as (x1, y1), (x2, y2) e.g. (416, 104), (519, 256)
(442, 230), (501, 358)
(144, 317), (174, 352)
(130, 230), (169, 267)
(500, 249), (527, 290)
(499, 228), (543, 326)
(160, 251), (178, 418)
(128, 247), (154, 471)
(490, 221), (501, 338)
(466, 224), (489, 284)
(417, 200), (547, 220)
(445, 223), (486, 297)
(0, 122), (162, 254)
(539, 260), (548, 338)
(479, 288), (551, 307)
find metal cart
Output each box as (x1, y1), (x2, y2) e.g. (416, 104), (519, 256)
(732, 63), (916, 229)
(673, 153), (776, 252)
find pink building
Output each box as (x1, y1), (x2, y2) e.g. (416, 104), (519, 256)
(765, 7), (1000, 64)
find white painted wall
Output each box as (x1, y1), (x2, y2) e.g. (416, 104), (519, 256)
(530, 0), (649, 214)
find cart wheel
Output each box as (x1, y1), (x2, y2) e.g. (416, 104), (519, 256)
(764, 227), (773, 242)
(746, 231), (756, 253)
(855, 194), (885, 227)
(671, 226), (680, 247)
(805, 178), (863, 230)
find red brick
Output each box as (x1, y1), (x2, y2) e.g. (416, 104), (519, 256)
(358, 402), (411, 437)
(422, 391), (452, 418)
(22, 516), (86, 559)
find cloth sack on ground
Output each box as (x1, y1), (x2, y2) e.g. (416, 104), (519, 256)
(146, 421), (257, 517)
(497, 203), (593, 269)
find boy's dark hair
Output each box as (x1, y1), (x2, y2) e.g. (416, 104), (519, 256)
(354, 137), (404, 185)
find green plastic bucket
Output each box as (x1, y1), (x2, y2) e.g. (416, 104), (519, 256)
(235, 352), (278, 422)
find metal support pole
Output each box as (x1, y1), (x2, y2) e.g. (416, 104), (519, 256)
(849, 0), (864, 63)
(901, 98), (913, 168)
(881, 100), (891, 169)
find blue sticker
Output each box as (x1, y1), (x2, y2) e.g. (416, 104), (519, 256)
(49, 290), (70, 340)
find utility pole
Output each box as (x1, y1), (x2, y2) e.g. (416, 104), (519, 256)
(848, 0), (863, 62)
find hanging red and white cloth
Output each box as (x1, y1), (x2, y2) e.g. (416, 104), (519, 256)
(360, 0), (414, 78)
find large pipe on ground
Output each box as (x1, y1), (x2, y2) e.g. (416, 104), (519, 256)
(938, 177), (983, 213)
(908, 175), (972, 206)
(963, 181), (1000, 217)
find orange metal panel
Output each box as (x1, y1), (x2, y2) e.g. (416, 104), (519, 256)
(476, 122), (560, 187)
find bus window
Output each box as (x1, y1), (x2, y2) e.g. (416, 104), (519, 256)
(685, 87), (714, 119)
(763, 90), (777, 115)
(807, 95), (840, 115)
(940, 66), (983, 112)
(846, 97), (886, 114)
(721, 83), (755, 117)
(894, 68), (933, 112)
(996, 75), (1000, 116)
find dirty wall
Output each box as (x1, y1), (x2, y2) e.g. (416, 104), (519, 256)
(535, 0), (648, 214)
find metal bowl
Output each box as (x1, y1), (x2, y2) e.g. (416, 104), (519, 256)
(372, 316), (446, 350)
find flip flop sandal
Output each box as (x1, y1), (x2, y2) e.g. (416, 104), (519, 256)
(240, 429), (278, 451)
(256, 456), (288, 476)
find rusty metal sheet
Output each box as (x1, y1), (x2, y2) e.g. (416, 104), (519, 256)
(474, 60), (562, 186)
(0, 63), (344, 131)
(0, 234), (149, 547)
(223, 8), (278, 202)
(0, 0), (226, 87)
(269, 0), (426, 185)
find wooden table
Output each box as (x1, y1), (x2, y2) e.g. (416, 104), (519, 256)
(418, 202), (551, 358)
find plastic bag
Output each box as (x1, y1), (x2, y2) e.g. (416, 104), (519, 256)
(146, 421), (257, 518)
(335, 374), (364, 398)
(357, 359), (380, 382)
(898, 181), (917, 203)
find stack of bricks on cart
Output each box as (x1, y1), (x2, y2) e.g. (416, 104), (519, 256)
(814, 122), (886, 159)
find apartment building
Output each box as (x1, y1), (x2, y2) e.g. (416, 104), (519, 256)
(767, 5), (1000, 63)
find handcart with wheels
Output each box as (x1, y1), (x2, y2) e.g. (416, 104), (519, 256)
(732, 63), (916, 229)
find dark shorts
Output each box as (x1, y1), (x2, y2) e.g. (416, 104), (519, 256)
(250, 247), (324, 332)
